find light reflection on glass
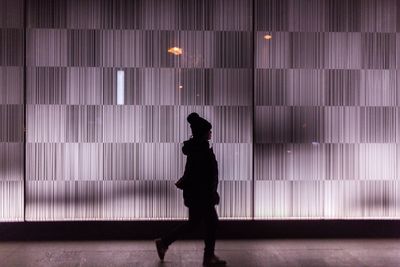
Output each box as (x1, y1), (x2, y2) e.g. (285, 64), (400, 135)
(117, 70), (125, 105)
(168, 47), (183, 55)
(264, 34), (272, 40)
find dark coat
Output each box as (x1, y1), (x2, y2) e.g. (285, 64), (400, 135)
(181, 138), (220, 208)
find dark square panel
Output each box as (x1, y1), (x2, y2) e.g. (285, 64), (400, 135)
(0, 143), (23, 181)
(359, 107), (397, 143)
(0, 67), (23, 105)
(254, 144), (327, 181)
(27, 0), (67, 28)
(289, 32), (326, 69)
(325, 70), (360, 106)
(359, 0), (397, 33)
(255, 69), (289, 106)
(214, 31), (252, 68)
(0, 29), (24, 66)
(27, 67), (68, 105)
(0, 105), (24, 142)
(179, 69), (211, 105)
(287, 0), (327, 32)
(178, 0), (213, 30)
(67, 30), (102, 67)
(256, 0), (289, 31)
(0, 0), (24, 28)
(325, 0), (361, 32)
(255, 107), (325, 144)
(213, 106), (252, 143)
(361, 33), (396, 69)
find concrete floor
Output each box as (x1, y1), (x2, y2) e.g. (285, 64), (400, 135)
(0, 239), (399, 267)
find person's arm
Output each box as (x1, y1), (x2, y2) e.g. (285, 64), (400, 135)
(210, 148), (219, 192)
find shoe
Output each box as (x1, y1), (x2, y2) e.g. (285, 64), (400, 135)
(155, 238), (168, 261)
(203, 254), (227, 266)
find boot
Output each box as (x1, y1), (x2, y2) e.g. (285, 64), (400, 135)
(203, 253), (227, 266)
(155, 238), (168, 261)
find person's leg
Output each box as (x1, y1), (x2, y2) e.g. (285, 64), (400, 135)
(156, 207), (202, 260)
(203, 205), (218, 256)
(161, 206), (202, 247)
(202, 206), (226, 265)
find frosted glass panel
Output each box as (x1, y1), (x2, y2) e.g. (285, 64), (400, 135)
(2, 0), (400, 221)
(254, 0), (400, 219)
(25, 0), (253, 221)
(0, 0), (24, 221)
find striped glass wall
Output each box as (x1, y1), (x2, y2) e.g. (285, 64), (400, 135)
(25, 0), (253, 220)
(255, 0), (400, 219)
(0, 0), (24, 221)
(2, 0), (400, 221)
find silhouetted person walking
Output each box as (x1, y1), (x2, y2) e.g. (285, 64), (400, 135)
(155, 112), (226, 266)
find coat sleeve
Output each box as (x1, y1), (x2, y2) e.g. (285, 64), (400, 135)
(210, 149), (220, 205)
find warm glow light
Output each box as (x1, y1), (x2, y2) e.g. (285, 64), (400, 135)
(168, 47), (183, 55)
(264, 34), (272, 40)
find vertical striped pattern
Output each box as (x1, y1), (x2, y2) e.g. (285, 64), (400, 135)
(255, 0), (400, 219)
(3, 0), (400, 221)
(26, 0), (253, 220)
(0, 0), (24, 221)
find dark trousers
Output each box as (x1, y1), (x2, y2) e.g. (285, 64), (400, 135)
(161, 205), (219, 255)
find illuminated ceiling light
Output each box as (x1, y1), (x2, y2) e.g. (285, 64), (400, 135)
(168, 47), (183, 55)
(178, 85), (183, 89)
(264, 34), (272, 40)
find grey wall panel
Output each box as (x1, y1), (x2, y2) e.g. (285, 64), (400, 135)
(26, 180), (252, 220)
(0, 105), (24, 142)
(255, 181), (326, 218)
(26, 0), (253, 220)
(286, 0), (327, 32)
(0, 143), (24, 181)
(255, 106), (325, 144)
(255, 143), (400, 182)
(256, 180), (400, 219)
(27, 0), (251, 31)
(26, 30), (68, 67)
(255, 144), (327, 181)
(27, 68), (252, 106)
(0, 0), (24, 221)
(0, 0), (24, 28)
(0, 29), (24, 66)
(359, 0), (397, 33)
(325, 0), (362, 32)
(257, 0), (397, 33)
(255, 0), (400, 219)
(26, 29), (252, 68)
(217, 181), (252, 218)
(361, 33), (396, 69)
(256, 69), (326, 106)
(26, 180), (186, 220)
(325, 33), (362, 70)
(0, 68), (24, 104)
(256, 32), (368, 70)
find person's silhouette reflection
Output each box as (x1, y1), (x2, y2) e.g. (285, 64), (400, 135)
(156, 112), (226, 266)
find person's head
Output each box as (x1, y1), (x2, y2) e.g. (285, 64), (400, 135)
(187, 112), (212, 141)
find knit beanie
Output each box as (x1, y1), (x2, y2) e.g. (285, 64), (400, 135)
(187, 113), (212, 138)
